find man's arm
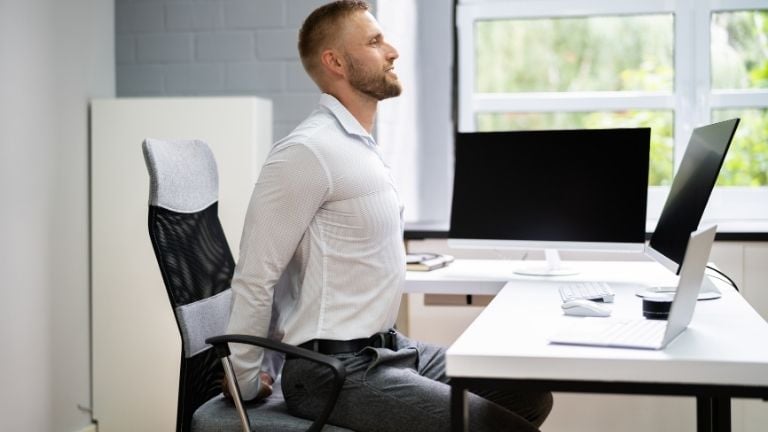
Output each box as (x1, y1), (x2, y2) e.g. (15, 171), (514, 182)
(221, 371), (273, 401)
(226, 142), (330, 400)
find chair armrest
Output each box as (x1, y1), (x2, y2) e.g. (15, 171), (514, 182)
(206, 334), (346, 432)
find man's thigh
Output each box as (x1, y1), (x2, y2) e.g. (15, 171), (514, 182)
(405, 334), (552, 427)
(283, 350), (446, 432)
(283, 352), (542, 432)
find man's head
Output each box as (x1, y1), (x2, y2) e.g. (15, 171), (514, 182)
(298, 0), (401, 101)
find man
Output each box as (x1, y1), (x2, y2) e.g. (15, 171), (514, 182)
(226, 1), (552, 430)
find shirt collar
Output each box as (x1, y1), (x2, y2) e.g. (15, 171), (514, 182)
(318, 93), (376, 145)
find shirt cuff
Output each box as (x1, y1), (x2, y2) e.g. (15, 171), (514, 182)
(237, 375), (261, 402)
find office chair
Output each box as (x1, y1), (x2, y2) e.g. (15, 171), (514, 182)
(142, 138), (350, 432)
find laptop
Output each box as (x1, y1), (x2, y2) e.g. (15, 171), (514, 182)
(549, 225), (716, 350)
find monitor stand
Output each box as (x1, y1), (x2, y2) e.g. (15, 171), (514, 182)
(514, 249), (579, 277)
(636, 277), (722, 300)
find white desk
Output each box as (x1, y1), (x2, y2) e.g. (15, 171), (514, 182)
(406, 259), (768, 432)
(406, 258), (678, 294)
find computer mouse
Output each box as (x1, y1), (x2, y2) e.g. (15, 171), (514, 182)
(561, 299), (612, 317)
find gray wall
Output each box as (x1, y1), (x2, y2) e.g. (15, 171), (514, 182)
(416, 0), (454, 226)
(116, 0), (338, 138)
(0, 0), (114, 431)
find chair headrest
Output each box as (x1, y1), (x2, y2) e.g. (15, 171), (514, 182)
(142, 138), (219, 213)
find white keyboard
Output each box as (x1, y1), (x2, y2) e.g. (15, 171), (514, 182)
(559, 282), (615, 303)
(550, 318), (668, 349)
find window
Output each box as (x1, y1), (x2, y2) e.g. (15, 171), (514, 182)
(457, 0), (768, 225)
(473, 12), (674, 186)
(711, 10), (768, 187)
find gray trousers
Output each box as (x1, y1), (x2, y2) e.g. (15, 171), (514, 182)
(282, 331), (553, 432)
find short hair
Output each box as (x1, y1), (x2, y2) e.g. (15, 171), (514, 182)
(298, 0), (370, 77)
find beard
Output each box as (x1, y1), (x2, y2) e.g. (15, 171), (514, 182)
(345, 53), (402, 101)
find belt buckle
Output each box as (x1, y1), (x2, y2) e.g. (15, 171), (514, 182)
(371, 332), (386, 348)
(371, 329), (396, 349)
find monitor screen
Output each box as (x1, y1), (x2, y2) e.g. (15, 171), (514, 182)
(449, 128), (650, 251)
(647, 118), (739, 274)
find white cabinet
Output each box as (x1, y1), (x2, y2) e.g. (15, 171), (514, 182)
(90, 98), (272, 431)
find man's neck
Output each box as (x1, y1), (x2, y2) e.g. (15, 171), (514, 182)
(328, 89), (378, 134)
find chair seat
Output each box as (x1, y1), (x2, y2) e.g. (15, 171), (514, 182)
(192, 394), (353, 432)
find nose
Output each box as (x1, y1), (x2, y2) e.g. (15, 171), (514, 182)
(385, 41), (399, 61)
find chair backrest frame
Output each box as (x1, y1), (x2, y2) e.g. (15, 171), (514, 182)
(143, 139), (235, 432)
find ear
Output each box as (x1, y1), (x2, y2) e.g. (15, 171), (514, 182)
(319, 49), (346, 79)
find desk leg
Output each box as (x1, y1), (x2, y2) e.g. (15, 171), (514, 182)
(451, 382), (468, 432)
(697, 397), (731, 432)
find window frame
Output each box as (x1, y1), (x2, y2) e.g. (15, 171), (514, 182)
(457, 0), (768, 228)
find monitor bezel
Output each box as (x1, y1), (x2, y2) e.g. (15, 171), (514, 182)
(449, 238), (646, 253)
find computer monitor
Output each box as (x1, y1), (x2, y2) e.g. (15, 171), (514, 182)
(642, 118), (740, 299)
(449, 127), (651, 276)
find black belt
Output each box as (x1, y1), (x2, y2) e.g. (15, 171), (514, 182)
(298, 329), (397, 355)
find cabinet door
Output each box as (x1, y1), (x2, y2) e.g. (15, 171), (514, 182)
(91, 97), (271, 432)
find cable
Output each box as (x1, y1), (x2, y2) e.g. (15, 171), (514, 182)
(705, 265), (740, 292)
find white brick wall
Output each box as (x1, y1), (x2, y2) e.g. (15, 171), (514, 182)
(226, 62), (285, 91)
(196, 31), (255, 61)
(223, 0), (285, 28)
(287, 0), (340, 27)
(166, 2), (222, 31)
(136, 33), (194, 63)
(117, 2), (165, 33)
(117, 65), (166, 95)
(116, 36), (136, 64)
(116, 0), (346, 136)
(255, 28), (301, 59)
(165, 63), (225, 93)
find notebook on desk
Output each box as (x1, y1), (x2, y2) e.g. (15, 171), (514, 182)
(549, 225), (716, 350)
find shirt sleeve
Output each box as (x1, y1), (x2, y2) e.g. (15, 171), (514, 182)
(226, 142), (330, 400)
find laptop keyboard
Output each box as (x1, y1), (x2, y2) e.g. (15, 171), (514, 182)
(551, 318), (668, 348)
(593, 319), (666, 346)
(559, 282), (615, 303)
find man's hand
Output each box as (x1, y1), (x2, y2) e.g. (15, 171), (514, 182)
(221, 371), (274, 402)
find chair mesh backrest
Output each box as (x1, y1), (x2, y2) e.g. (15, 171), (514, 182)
(142, 138), (234, 432)
(148, 205), (234, 306)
